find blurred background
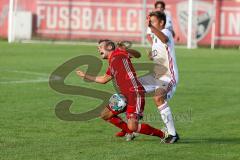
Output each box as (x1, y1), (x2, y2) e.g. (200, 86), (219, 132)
(1, 0), (240, 48)
(1, 1), (240, 159)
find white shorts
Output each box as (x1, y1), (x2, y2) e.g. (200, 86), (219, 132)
(138, 74), (177, 100)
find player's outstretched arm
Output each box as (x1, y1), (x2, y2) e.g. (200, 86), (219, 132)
(147, 18), (168, 44)
(76, 69), (112, 84)
(145, 18), (168, 44)
(127, 49), (141, 58)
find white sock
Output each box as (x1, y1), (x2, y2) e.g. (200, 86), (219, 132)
(158, 102), (176, 136)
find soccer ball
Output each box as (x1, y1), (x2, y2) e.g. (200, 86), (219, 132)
(109, 93), (127, 112)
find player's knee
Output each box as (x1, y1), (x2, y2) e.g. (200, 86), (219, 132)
(100, 111), (110, 120)
(127, 123), (138, 132)
(127, 118), (139, 132)
(153, 95), (161, 103)
(153, 96), (158, 102)
(153, 95), (165, 106)
(100, 113), (107, 120)
(100, 107), (114, 120)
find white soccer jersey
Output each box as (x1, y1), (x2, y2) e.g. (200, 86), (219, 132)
(151, 28), (179, 85)
(139, 28), (178, 98)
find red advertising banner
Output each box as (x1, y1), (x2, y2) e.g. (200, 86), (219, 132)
(35, 0), (143, 40)
(0, 0), (240, 46)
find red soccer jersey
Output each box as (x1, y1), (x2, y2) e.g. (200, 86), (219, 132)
(106, 48), (144, 94)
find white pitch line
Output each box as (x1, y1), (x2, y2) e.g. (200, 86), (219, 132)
(0, 79), (49, 84)
(0, 70), (49, 77)
(0, 70), (50, 84)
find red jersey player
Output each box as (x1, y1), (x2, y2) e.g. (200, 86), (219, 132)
(76, 40), (167, 142)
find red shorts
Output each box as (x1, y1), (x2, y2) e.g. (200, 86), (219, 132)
(107, 92), (145, 120)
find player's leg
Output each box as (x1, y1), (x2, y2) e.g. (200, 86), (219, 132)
(154, 87), (179, 143)
(114, 75), (157, 137)
(127, 113), (166, 139)
(115, 129), (126, 137)
(139, 75), (177, 135)
(154, 88), (176, 135)
(100, 106), (133, 134)
(138, 75), (179, 143)
(126, 93), (166, 139)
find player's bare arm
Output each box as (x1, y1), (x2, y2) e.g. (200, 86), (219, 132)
(116, 41), (141, 59)
(147, 12), (169, 44)
(149, 25), (168, 43)
(76, 69), (112, 84)
(127, 49), (141, 58)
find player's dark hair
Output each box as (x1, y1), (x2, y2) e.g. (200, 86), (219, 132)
(98, 39), (116, 51)
(154, 1), (165, 9)
(98, 39), (110, 44)
(149, 11), (166, 26)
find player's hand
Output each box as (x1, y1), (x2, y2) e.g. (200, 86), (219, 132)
(148, 52), (153, 60)
(145, 49), (153, 60)
(76, 69), (85, 78)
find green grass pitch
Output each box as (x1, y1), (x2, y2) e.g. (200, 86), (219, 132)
(0, 41), (240, 160)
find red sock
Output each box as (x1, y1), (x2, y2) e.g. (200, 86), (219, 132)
(107, 116), (132, 134)
(138, 123), (165, 138)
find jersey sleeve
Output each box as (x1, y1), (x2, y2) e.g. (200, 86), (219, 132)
(162, 28), (172, 40)
(165, 14), (174, 31)
(105, 67), (111, 76)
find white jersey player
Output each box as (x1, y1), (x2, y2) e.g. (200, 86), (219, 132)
(142, 27), (178, 98)
(139, 11), (179, 143)
(146, 1), (175, 45)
